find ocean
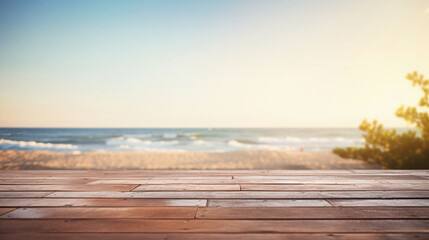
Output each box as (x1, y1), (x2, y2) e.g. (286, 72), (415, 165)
(0, 128), (375, 153)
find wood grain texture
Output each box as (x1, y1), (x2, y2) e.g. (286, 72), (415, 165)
(0, 169), (428, 240)
(196, 207), (429, 219)
(45, 190), (429, 199)
(89, 179), (238, 184)
(0, 179), (93, 185)
(0, 184), (138, 192)
(329, 199), (429, 207)
(0, 198), (207, 207)
(208, 199), (332, 207)
(1, 219), (428, 233)
(0, 207), (198, 219)
(0, 192), (51, 198)
(241, 183), (429, 191)
(0, 208), (15, 216)
(133, 184), (240, 191)
(2, 233), (428, 240)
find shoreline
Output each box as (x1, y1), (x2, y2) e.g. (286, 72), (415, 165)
(0, 150), (380, 170)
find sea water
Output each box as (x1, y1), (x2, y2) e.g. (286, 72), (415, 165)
(0, 128), (403, 153)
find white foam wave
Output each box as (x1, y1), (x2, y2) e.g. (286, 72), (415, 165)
(125, 137), (142, 143)
(228, 140), (246, 147)
(0, 139), (77, 150)
(118, 145), (187, 152)
(192, 140), (209, 146)
(111, 137), (179, 152)
(107, 137), (150, 145)
(158, 140), (179, 145)
(163, 133), (177, 139)
(228, 140), (291, 151)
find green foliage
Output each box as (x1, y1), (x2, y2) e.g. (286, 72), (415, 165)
(333, 71), (429, 169)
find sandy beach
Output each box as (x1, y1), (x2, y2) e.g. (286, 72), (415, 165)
(0, 150), (379, 170)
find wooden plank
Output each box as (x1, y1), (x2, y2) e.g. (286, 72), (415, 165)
(241, 184), (429, 191)
(350, 170), (429, 175)
(1, 173), (425, 179)
(0, 192), (50, 198)
(208, 200), (331, 207)
(0, 198), (207, 207)
(0, 179), (93, 185)
(0, 199), (90, 207)
(90, 178), (429, 185)
(196, 207), (429, 219)
(0, 208), (15, 216)
(89, 179), (238, 184)
(133, 184), (240, 191)
(0, 176), (232, 181)
(45, 191), (429, 199)
(0, 177), (146, 180)
(2, 170), (426, 178)
(0, 170), (152, 176)
(2, 169), (426, 177)
(0, 170), (259, 177)
(1, 233), (428, 240)
(0, 184), (138, 192)
(0, 219), (428, 233)
(235, 175), (426, 180)
(122, 170), (267, 176)
(267, 170), (354, 175)
(236, 179), (429, 184)
(329, 199), (429, 207)
(150, 176), (233, 180)
(0, 170), (428, 238)
(0, 207), (197, 219)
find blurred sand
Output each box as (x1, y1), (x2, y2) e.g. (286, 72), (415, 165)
(0, 150), (379, 170)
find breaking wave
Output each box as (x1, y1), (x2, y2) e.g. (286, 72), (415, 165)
(0, 128), (375, 152)
(0, 139), (77, 150)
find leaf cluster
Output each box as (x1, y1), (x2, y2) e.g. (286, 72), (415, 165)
(333, 72), (429, 169)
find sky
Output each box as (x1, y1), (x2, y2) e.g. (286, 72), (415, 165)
(0, 0), (428, 128)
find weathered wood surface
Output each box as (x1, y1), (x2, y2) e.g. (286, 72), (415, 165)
(0, 170), (428, 240)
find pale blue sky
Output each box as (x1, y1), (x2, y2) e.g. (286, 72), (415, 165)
(0, 0), (428, 127)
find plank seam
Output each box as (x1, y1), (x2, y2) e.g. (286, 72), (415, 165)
(129, 185), (141, 192)
(0, 208), (16, 216)
(42, 192), (55, 198)
(325, 199), (334, 207)
(193, 208), (199, 219)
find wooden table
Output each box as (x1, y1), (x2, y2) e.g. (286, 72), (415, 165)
(0, 170), (428, 239)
